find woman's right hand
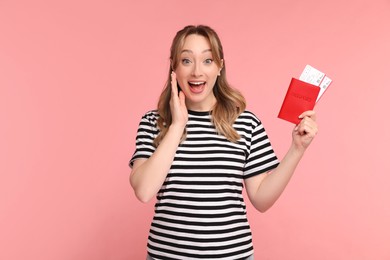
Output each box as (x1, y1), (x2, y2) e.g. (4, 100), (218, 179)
(170, 72), (188, 128)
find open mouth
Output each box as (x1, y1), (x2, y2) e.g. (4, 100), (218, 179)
(188, 81), (206, 93)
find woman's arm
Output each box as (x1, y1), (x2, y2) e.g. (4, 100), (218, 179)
(245, 111), (318, 212)
(130, 124), (184, 203)
(130, 72), (187, 203)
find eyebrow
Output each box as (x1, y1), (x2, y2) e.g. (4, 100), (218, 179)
(181, 49), (212, 54)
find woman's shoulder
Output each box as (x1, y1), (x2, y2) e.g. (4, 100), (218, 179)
(139, 109), (159, 123)
(141, 109), (158, 117)
(238, 110), (261, 124)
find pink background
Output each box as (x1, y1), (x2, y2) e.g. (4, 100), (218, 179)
(1, 0), (389, 259)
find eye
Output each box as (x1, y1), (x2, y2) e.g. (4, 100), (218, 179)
(204, 58), (213, 64)
(181, 58), (192, 65)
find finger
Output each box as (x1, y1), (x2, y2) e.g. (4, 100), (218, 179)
(300, 121), (318, 137)
(295, 117), (318, 134)
(303, 127), (317, 138)
(299, 110), (317, 121)
(171, 72), (178, 97)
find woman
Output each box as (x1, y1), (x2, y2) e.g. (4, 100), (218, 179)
(129, 25), (318, 260)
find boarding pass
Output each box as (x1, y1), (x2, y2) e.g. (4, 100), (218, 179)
(299, 64), (332, 102)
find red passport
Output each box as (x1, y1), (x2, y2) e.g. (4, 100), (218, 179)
(278, 78), (320, 124)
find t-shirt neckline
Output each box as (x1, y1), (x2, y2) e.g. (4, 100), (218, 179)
(187, 110), (211, 116)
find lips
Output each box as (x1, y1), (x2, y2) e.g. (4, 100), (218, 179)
(188, 81), (206, 93)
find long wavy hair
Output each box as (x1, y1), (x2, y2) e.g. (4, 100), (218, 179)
(153, 25), (246, 147)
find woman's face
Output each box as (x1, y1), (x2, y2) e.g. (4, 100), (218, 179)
(174, 34), (223, 111)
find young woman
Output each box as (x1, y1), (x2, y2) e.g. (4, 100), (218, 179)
(129, 25), (318, 260)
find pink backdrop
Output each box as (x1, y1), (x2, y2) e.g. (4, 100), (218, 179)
(1, 0), (389, 259)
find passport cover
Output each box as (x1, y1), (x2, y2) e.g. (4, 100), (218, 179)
(278, 78), (320, 124)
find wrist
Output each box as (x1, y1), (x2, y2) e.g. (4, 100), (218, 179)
(167, 124), (186, 141)
(169, 123), (186, 132)
(288, 143), (306, 158)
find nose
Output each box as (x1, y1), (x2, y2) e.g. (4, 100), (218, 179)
(191, 62), (203, 77)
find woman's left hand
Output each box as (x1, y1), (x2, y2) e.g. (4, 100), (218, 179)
(292, 110), (318, 151)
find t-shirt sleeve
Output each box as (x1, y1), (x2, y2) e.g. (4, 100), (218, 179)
(243, 118), (279, 179)
(129, 111), (158, 168)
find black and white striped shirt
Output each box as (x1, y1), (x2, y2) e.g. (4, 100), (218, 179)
(130, 110), (279, 260)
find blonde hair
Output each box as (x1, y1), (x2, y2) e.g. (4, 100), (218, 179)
(154, 25), (246, 147)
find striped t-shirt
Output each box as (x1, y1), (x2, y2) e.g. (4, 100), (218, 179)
(130, 110), (279, 260)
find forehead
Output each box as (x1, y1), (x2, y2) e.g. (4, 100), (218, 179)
(181, 34), (211, 54)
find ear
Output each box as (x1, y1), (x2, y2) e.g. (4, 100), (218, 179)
(218, 59), (224, 76)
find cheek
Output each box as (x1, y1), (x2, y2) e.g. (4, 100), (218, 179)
(208, 71), (219, 83)
(174, 69), (188, 84)
(176, 75), (186, 85)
